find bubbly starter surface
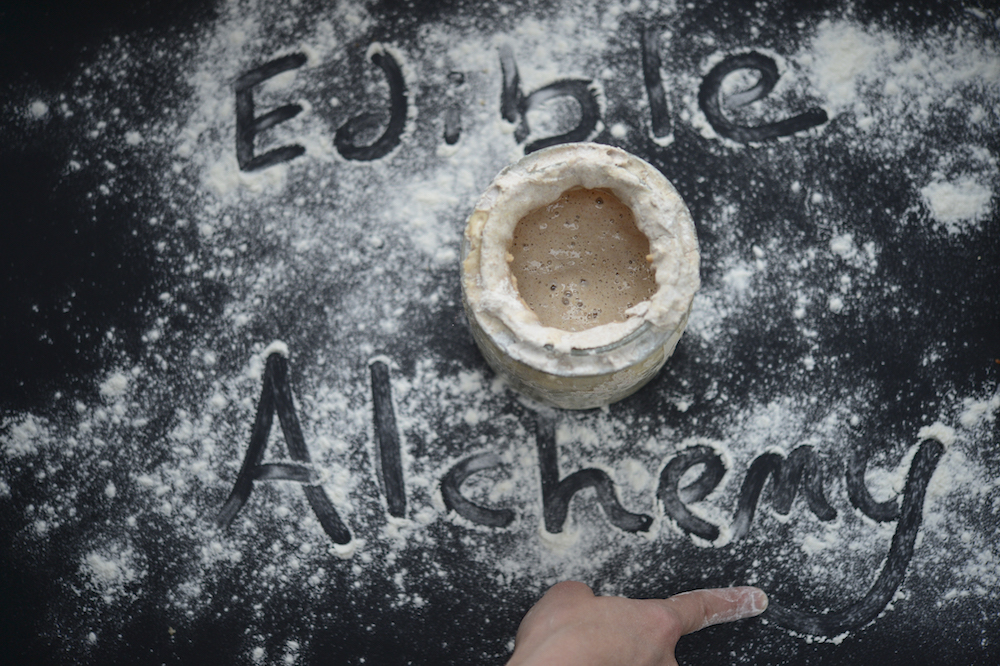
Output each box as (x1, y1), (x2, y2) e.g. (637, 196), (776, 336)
(508, 188), (657, 332)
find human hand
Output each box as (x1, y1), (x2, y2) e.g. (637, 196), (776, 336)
(506, 581), (768, 666)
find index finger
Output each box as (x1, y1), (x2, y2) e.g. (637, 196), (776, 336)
(659, 586), (768, 635)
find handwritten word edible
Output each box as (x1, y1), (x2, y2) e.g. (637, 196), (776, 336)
(217, 351), (944, 636)
(233, 38), (828, 171)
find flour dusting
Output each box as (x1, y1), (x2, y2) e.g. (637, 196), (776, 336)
(1, 0), (998, 664)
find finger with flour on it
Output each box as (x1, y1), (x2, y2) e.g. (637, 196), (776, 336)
(655, 586), (769, 635)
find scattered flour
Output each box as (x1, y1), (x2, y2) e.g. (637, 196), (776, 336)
(1, 0), (997, 663)
(920, 176), (994, 234)
(28, 100), (49, 118)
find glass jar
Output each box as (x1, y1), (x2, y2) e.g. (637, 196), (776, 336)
(460, 142), (699, 410)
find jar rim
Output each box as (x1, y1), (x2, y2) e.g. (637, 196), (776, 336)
(462, 142), (699, 377)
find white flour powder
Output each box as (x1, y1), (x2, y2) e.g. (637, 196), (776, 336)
(1, 0), (998, 663)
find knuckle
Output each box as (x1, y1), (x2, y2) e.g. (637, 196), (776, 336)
(643, 602), (683, 645)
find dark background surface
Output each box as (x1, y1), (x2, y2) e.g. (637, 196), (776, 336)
(2, 0), (999, 664)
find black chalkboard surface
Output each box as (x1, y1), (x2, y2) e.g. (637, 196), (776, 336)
(2, 0), (999, 664)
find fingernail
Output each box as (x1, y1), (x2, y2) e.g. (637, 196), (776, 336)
(749, 588), (768, 615)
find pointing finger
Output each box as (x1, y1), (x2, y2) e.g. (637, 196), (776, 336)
(658, 586), (768, 635)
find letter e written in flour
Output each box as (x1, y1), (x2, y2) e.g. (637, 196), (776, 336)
(656, 445), (725, 541)
(234, 53), (308, 171)
(697, 51), (827, 144)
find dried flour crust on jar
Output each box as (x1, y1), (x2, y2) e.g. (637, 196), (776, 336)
(461, 142), (700, 409)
